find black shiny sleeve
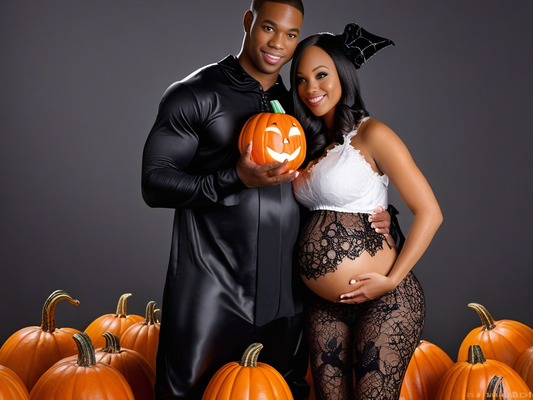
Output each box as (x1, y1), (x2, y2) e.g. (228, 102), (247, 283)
(141, 82), (247, 209)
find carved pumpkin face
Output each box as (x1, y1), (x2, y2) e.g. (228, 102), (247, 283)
(239, 111), (306, 171)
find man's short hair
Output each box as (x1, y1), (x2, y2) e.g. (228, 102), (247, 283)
(250, 0), (304, 16)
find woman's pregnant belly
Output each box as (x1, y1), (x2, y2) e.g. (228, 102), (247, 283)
(298, 210), (397, 302)
(301, 245), (397, 302)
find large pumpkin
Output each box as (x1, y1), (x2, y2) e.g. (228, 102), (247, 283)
(514, 346), (533, 390)
(0, 365), (29, 400)
(238, 100), (306, 171)
(0, 290), (80, 391)
(435, 345), (530, 399)
(95, 331), (156, 400)
(400, 340), (454, 400)
(202, 342), (294, 400)
(29, 332), (134, 400)
(120, 300), (160, 371)
(458, 303), (533, 367)
(84, 293), (144, 348)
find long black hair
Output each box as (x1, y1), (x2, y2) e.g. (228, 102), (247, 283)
(289, 33), (368, 161)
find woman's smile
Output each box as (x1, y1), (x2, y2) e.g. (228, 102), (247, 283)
(306, 94), (326, 105)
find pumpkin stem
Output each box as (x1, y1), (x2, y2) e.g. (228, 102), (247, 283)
(270, 100), (286, 114)
(101, 331), (121, 353)
(486, 375), (505, 399)
(40, 289), (80, 333)
(114, 293), (132, 318)
(240, 343), (263, 367)
(143, 301), (158, 325)
(73, 332), (97, 367)
(468, 303), (496, 331)
(467, 345), (487, 364)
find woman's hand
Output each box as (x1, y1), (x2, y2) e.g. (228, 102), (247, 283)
(337, 272), (398, 304)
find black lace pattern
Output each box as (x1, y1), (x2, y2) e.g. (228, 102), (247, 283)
(305, 272), (425, 400)
(298, 210), (391, 280)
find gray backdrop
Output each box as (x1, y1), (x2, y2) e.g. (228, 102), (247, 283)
(1, 0), (532, 361)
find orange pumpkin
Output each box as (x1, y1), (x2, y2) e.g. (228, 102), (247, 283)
(95, 331), (156, 400)
(202, 342), (294, 400)
(120, 300), (160, 371)
(400, 340), (454, 400)
(0, 290), (80, 391)
(458, 303), (533, 367)
(514, 346), (533, 390)
(0, 365), (29, 400)
(84, 293), (144, 348)
(29, 332), (134, 400)
(304, 360), (316, 400)
(436, 345), (530, 399)
(238, 100), (306, 171)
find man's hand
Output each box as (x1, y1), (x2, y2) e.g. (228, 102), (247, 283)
(368, 205), (390, 235)
(236, 142), (298, 188)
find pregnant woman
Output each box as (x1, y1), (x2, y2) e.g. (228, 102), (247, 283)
(290, 24), (442, 400)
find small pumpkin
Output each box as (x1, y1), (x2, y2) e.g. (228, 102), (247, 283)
(514, 345), (533, 390)
(95, 331), (156, 400)
(238, 100), (306, 171)
(400, 340), (454, 400)
(436, 345), (530, 400)
(202, 342), (294, 400)
(84, 293), (144, 348)
(120, 300), (160, 371)
(0, 365), (30, 400)
(457, 303), (533, 367)
(29, 332), (134, 400)
(0, 290), (80, 391)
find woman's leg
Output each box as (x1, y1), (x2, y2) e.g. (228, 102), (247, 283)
(305, 294), (355, 400)
(353, 272), (425, 400)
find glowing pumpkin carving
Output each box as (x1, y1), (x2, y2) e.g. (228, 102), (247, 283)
(239, 100), (306, 171)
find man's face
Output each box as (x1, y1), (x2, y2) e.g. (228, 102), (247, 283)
(240, 2), (303, 82)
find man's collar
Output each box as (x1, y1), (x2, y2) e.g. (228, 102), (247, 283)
(218, 55), (285, 92)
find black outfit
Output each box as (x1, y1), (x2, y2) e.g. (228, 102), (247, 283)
(142, 55), (308, 400)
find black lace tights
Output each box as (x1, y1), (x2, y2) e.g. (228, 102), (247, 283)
(305, 272), (425, 400)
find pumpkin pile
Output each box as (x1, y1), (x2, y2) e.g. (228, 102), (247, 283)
(401, 302), (533, 400)
(0, 290), (160, 399)
(2, 290), (533, 399)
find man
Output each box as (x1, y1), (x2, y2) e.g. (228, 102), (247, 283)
(142, 1), (390, 399)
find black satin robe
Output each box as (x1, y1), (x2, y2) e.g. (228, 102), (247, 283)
(142, 55), (306, 399)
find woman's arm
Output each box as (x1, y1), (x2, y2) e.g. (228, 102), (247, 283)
(339, 119), (442, 303)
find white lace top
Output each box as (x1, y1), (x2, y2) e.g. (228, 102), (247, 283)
(292, 118), (389, 213)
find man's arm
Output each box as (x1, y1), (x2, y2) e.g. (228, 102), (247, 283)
(141, 83), (247, 209)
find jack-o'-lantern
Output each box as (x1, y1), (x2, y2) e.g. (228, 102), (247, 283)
(238, 100), (306, 171)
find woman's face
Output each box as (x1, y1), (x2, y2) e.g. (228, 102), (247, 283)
(295, 45), (342, 128)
